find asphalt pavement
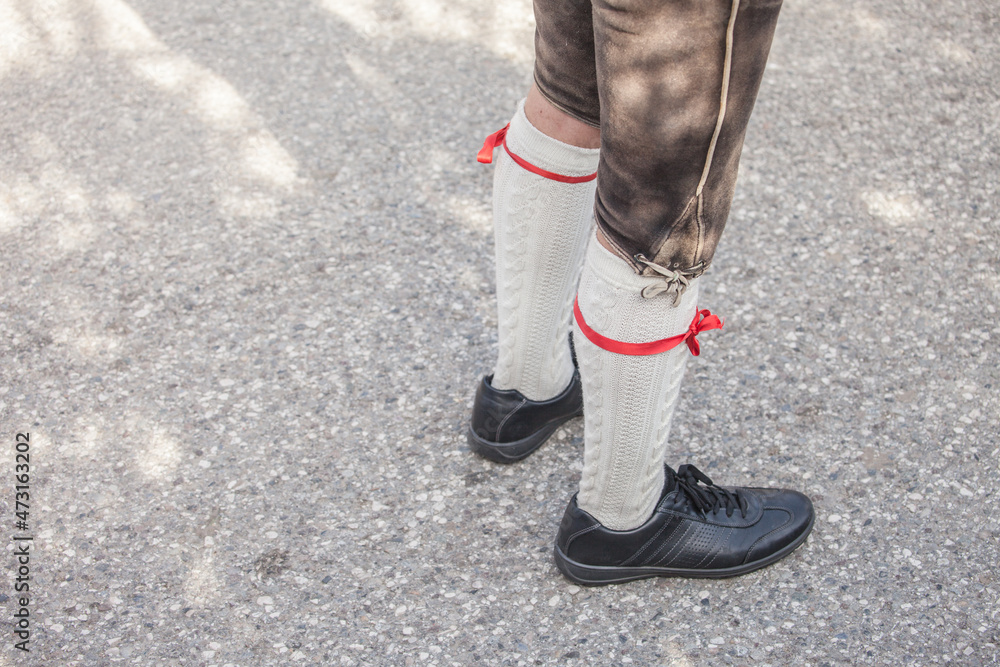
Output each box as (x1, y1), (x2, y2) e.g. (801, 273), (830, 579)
(0, 0), (997, 664)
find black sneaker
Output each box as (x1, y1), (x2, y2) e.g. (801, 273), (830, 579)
(554, 464), (814, 585)
(467, 372), (583, 463)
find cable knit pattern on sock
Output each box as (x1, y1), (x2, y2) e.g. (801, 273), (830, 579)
(491, 100), (599, 401)
(574, 235), (701, 531)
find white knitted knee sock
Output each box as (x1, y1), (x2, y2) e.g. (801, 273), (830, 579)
(574, 235), (701, 531)
(490, 101), (600, 401)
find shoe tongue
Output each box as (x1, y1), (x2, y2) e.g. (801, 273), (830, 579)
(661, 465), (679, 496)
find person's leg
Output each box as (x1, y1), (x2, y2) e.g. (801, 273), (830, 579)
(487, 95), (598, 404)
(573, 234), (702, 529)
(564, 0), (784, 533)
(467, 94), (598, 461)
(467, 0), (602, 461)
(570, 0), (783, 527)
(524, 85), (600, 150)
(553, 0), (814, 583)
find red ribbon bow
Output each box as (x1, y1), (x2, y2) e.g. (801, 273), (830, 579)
(573, 297), (723, 357)
(477, 124), (598, 184)
(477, 125), (509, 164)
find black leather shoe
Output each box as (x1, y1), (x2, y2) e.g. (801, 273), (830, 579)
(467, 372), (583, 463)
(554, 464), (814, 585)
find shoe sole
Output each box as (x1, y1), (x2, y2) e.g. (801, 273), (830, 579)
(467, 410), (582, 464)
(553, 512), (815, 586)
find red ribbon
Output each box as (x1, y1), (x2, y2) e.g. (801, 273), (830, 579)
(477, 124), (598, 184)
(573, 297), (723, 357)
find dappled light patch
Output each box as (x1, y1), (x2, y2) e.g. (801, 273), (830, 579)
(53, 323), (123, 359)
(850, 7), (889, 39)
(93, 0), (158, 53)
(135, 423), (183, 479)
(861, 190), (923, 227)
(182, 552), (221, 607)
(443, 194), (491, 235)
(316, 0), (534, 62)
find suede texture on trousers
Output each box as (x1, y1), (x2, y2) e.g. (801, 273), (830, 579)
(533, 0), (783, 277)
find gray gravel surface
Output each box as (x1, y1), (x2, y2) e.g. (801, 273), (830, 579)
(1, 0), (998, 665)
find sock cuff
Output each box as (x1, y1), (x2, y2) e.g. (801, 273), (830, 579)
(504, 100), (600, 178)
(578, 231), (701, 343)
(584, 231), (673, 294)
